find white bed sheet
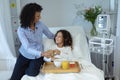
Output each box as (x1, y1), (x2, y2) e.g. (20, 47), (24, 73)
(21, 59), (104, 80)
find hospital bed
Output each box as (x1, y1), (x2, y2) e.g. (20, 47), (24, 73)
(0, 26), (104, 80)
(21, 26), (104, 80)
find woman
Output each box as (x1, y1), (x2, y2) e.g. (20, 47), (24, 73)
(10, 3), (54, 80)
(44, 29), (73, 62)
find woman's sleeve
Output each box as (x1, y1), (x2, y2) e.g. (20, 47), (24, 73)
(43, 57), (51, 62)
(17, 27), (41, 58)
(42, 22), (54, 39)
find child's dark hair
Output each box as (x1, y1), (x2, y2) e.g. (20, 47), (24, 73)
(20, 3), (43, 28)
(54, 30), (73, 49)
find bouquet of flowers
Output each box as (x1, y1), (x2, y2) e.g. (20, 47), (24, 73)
(83, 6), (102, 36)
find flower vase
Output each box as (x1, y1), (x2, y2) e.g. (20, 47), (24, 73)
(90, 23), (97, 36)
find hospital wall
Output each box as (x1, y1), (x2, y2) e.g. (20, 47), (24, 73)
(20, 0), (110, 31)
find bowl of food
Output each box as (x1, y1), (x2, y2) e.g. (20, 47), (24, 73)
(53, 59), (63, 68)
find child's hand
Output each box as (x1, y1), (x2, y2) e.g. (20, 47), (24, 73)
(54, 49), (61, 55)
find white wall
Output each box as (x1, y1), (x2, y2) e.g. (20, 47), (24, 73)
(20, 0), (110, 29)
(114, 0), (120, 79)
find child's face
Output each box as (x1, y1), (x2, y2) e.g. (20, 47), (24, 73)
(55, 32), (64, 45)
(34, 12), (41, 23)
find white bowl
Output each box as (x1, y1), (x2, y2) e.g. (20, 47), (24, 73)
(53, 59), (62, 68)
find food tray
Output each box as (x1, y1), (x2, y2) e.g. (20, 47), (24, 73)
(41, 61), (80, 73)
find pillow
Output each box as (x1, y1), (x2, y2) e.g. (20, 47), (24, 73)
(43, 38), (55, 51)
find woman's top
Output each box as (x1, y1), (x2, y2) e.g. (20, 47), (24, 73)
(17, 21), (54, 59)
(44, 45), (73, 62)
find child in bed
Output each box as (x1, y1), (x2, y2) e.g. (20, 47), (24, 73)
(43, 29), (73, 62)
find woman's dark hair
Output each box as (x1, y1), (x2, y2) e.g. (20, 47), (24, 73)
(20, 3), (43, 28)
(54, 30), (73, 49)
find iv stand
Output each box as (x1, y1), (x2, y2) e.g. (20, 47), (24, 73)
(89, 14), (114, 79)
(101, 33), (109, 77)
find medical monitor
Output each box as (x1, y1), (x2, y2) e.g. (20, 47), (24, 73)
(96, 14), (111, 34)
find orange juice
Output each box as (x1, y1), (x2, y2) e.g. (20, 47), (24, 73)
(62, 61), (69, 69)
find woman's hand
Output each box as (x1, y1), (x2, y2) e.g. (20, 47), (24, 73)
(41, 50), (54, 58)
(42, 49), (60, 58)
(41, 52), (51, 58)
(51, 57), (55, 61)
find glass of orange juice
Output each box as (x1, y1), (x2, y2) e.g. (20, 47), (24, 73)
(62, 60), (69, 69)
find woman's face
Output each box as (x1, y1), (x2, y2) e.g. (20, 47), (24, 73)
(55, 32), (64, 45)
(34, 12), (41, 23)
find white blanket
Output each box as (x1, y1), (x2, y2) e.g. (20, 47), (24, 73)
(21, 59), (104, 80)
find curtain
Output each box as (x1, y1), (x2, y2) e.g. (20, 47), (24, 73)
(114, 0), (120, 80)
(0, 0), (15, 58)
(0, 0), (17, 71)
